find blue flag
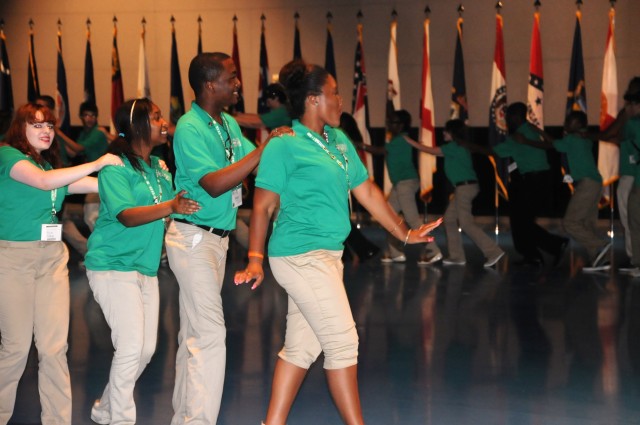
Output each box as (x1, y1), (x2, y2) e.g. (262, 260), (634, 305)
(450, 17), (468, 121)
(293, 18), (301, 60)
(0, 27), (14, 113)
(257, 20), (270, 115)
(566, 11), (587, 114)
(170, 24), (184, 125)
(324, 20), (336, 79)
(56, 29), (70, 134)
(83, 26), (96, 104)
(27, 26), (40, 102)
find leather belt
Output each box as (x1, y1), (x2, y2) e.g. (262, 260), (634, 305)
(455, 180), (478, 187)
(173, 218), (231, 238)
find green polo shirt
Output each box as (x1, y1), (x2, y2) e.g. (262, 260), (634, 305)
(85, 156), (172, 276)
(553, 134), (602, 183)
(385, 133), (418, 184)
(0, 146), (68, 241)
(256, 120), (369, 257)
(493, 123), (549, 174)
(260, 106), (292, 129)
(78, 126), (108, 162)
(172, 101), (255, 229)
(624, 117), (640, 186)
(440, 141), (477, 185)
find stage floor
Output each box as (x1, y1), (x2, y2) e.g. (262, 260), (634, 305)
(9, 222), (640, 425)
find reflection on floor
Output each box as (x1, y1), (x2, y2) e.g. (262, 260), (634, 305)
(9, 223), (640, 425)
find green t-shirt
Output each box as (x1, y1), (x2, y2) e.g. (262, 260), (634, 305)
(85, 156), (172, 276)
(78, 126), (108, 162)
(172, 102), (256, 229)
(0, 146), (68, 241)
(256, 120), (369, 257)
(553, 134), (602, 183)
(440, 141), (477, 185)
(624, 117), (640, 186)
(493, 123), (549, 174)
(56, 135), (70, 166)
(385, 133), (418, 184)
(260, 106), (292, 129)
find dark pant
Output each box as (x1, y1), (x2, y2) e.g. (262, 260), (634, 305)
(508, 170), (565, 259)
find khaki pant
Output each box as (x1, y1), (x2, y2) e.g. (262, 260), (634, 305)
(563, 178), (605, 261)
(165, 220), (229, 425)
(87, 270), (159, 425)
(0, 240), (71, 425)
(617, 175), (634, 258)
(270, 250), (358, 370)
(628, 186), (640, 267)
(387, 178), (440, 258)
(444, 183), (503, 262)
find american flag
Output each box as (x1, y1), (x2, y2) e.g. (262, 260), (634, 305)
(351, 21), (373, 178)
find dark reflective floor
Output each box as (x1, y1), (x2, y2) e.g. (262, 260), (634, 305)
(9, 221), (640, 425)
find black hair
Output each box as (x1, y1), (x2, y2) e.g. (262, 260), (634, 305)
(564, 110), (588, 133)
(109, 98), (153, 172)
(35, 95), (55, 110)
(624, 77), (640, 103)
(393, 109), (412, 133)
(444, 119), (468, 142)
(79, 101), (98, 116)
(339, 112), (363, 144)
(188, 52), (231, 97)
(506, 102), (528, 134)
(279, 60), (330, 119)
(265, 83), (287, 104)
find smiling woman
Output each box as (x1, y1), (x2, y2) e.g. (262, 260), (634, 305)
(0, 103), (123, 425)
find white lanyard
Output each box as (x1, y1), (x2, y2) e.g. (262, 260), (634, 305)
(37, 162), (58, 223)
(305, 131), (351, 189)
(212, 115), (235, 164)
(141, 166), (164, 205)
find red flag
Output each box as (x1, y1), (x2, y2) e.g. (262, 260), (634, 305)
(527, 10), (544, 128)
(419, 15), (437, 200)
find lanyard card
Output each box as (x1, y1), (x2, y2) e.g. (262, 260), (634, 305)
(232, 186), (243, 208)
(41, 224), (63, 241)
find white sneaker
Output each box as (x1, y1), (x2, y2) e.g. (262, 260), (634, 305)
(381, 254), (406, 264)
(417, 252), (443, 266)
(90, 399), (110, 425)
(629, 267), (640, 278)
(583, 262), (611, 273)
(443, 258), (466, 266)
(484, 252), (505, 268)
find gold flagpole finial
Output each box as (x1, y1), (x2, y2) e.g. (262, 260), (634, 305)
(576, 0), (583, 10)
(326, 12), (333, 24)
(57, 18), (62, 31)
(294, 11), (299, 21)
(86, 17), (91, 30)
(232, 14), (237, 24)
(496, 1), (503, 12)
(0, 19), (4, 31)
(357, 10), (363, 22)
(29, 18), (34, 30)
(198, 15), (203, 25)
(534, 0), (542, 11)
(424, 5), (431, 18)
(391, 9), (398, 20)
(458, 4), (464, 16)
(113, 16), (118, 27)
(141, 17), (146, 28)
(610, 0), (617, 8)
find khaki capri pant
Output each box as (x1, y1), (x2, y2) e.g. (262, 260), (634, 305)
(269, 249), (359, 370)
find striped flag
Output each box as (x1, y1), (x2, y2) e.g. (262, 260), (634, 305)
(293, 13), (302, 60)
(598, 7), (619, 193)
(110, 19), (124, 129)
(55, 25), (70, 134)
(136, 20), (151, 99)
(231, 16), (245, 113)
(488, 10), (509, 201)
(384, 14), (401, 194)
(566, 9), (587, 115)
(0, 24), (14, 113)
(169, 18), (184, 125)
(324, 14), (336, 79)
(27, 22), (40, 102)
(418, 14), (437, 200)
(352, 20), (374, 179)
(450, 15), (468, 121)
(83, 21), (95, 104)
(527, 10), (544, 128)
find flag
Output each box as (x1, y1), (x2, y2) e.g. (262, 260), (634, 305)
(111, 20), (124, 129)
(0, 25), (14, 113)
(232, 17), (245, 113)
(527, 10), (544, 128)
(418, 15), (437, 200)
(566, 10), (587, 115)
(136, 22), (151, 99)
(55, 26), (70, 134)
(488, 11), (509, 201)
(450, 16), (468, 121)
(383, 16), (401, 194)
(83, 23), (95, 104)
(27, 23), (40, 102)
(293, 15), (302, 60)
(197, 16), (203, 55)
(256, 16), (270, 143)
(324, 17), (336, 79)
(352, 21), (374, 179)
(598, 7), (619, 196)
(169, 20), (184, 125)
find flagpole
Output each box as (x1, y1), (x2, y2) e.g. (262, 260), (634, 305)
(423, 5), (431, 225)
(608, 0), (617, 241)
(494, 1), (503, 239)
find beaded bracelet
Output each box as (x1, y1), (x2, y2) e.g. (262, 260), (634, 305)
(390, 218), (404, 236)
(248, 251), (264, 260)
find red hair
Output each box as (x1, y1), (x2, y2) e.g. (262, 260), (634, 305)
(3, 103), (60, 168)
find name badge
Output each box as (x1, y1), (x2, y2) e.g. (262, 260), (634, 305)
(630, 155), (637, 165)
(508, 162), (518, 173)
(232, 186), (243, 208)
(41, 224), (63, 242)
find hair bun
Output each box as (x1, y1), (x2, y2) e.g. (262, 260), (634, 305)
(279, 60), (308, 92)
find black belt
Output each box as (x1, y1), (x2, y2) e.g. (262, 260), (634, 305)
(173, 218), (231, 238)
(455, 180), (477, 187)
